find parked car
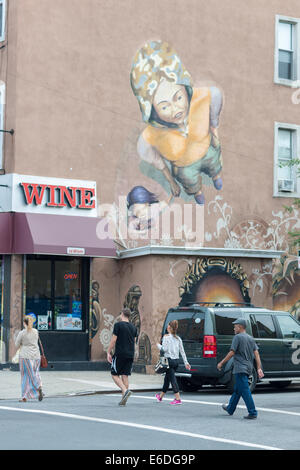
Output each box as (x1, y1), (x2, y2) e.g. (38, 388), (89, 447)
(161, 303), (300, 393)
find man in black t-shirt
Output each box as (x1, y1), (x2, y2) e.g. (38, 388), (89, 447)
(107, 308), (138, 406)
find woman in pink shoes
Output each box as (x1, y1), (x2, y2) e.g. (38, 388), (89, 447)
(156, 320), (191, 405)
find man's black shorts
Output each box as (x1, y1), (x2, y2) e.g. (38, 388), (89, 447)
(111, 355), (133, 376)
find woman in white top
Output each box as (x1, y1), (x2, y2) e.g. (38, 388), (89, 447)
(156, 320), (191, 405)
(15, 316), (43, 402)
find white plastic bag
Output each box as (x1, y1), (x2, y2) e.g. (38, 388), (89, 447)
(12, 349), (20, 364)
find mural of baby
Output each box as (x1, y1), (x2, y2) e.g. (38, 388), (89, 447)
(127, 185), (172, 236)
(130, 40), (223, 205)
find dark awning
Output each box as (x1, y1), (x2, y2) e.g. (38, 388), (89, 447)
(0, 212), (116, 258)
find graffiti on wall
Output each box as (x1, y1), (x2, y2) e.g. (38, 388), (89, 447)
(179, 257), (251, 306)
(91, 280), (115, 352)
(205, 196), (300, 251)
(130, 40), (223, 208)
(98, 39), (224, 248)
(204, 196), (300, 315)
(123, 285), (152, 365)
(273, 255), (300, 321)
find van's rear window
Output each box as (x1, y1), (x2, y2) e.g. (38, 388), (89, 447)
(215, 312), (239, 335)
(164, 311), (204, 341)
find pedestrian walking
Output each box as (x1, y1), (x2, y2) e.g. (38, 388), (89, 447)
(155, 320), (191, 405)
(217, 318), (264, 419)
(107, 308), (138, 406)
(15, 315), (43, 402)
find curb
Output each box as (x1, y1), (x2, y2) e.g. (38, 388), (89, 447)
(0, 388), (160, 401)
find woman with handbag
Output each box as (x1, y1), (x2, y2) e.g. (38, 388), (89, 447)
(155, 320), (191, 405)
(15, 316), (44, 402)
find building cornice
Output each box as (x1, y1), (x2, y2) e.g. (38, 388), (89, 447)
(116, 245), (285, 260)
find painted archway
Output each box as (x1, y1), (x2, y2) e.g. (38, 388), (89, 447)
(179, 257), (251, 306)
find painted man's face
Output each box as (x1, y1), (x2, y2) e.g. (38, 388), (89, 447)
(153, 81), (189, 126)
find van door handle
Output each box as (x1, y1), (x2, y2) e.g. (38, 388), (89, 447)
(284, 342), (293, 348)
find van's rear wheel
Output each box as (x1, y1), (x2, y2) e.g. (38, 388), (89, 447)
(226, 367), (258, 394)
(178, 377), (201, 392)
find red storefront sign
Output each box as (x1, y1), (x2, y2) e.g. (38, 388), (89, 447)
(20, 183), (96, 210)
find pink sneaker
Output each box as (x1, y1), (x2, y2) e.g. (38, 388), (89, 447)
(155, 393), (162, 402)
(170, 399), (182, 405)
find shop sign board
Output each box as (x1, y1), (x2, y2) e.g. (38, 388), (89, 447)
(67, 247), (86, 255)
(0, 173), (97, 217)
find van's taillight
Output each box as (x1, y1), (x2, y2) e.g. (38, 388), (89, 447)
(203, 335), (217, 358)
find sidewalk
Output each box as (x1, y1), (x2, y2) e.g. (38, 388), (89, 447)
(0, 369), (164, 400)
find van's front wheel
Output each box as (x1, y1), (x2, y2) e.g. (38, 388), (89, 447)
(226, 367), (258, 394)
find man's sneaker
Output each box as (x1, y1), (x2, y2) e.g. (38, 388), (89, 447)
(119, 389), (132, 406)
(244, 414), (257, 420)
(222, 404), (230, 414)
(170, 399), (182, 405)
(155, 393), (162, 402)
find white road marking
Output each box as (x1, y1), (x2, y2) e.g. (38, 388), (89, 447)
(131, 395), (300, 417)
(0, 405), (281, 451)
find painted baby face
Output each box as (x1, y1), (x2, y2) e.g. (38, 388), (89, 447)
(131, 203), (150, 220)
(153, 81), (189, 126)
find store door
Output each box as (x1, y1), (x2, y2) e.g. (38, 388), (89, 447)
(25, 255), (90, 362)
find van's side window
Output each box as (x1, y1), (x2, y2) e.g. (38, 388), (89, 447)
(215, 312), (239, 335)
(277, 315), (300, 339)
(252, 315), (277, 339)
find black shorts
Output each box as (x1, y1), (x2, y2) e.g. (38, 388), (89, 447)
(111, 355), (133, 376)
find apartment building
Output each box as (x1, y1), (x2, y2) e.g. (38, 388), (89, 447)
(0, 0), (299, 369)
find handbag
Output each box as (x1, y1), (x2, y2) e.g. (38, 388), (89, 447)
(154, 349), (169, 374)
(38, 338), (48, 368)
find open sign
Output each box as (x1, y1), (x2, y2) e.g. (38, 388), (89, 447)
(64, 273), (78, 280)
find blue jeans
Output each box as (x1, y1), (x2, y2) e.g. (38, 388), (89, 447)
(227, 373), (257, 416)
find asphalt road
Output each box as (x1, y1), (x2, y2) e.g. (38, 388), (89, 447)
(0, 383), (299, 452)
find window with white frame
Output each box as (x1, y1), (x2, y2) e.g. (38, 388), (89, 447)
(0, 82), (5, 169)
(274, 123), (300, 197)
(275, 15), (300, 86)
(0, 0), (6, 43)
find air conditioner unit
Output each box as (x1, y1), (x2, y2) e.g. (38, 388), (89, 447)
(278, 179), (294, 192)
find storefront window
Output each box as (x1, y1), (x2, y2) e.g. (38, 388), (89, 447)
(54, 259), (82, 331)
(26, 259), (51, 329)
(26, 256), (88, 332)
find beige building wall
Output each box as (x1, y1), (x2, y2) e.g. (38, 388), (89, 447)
(2, 0), (300, 362)
(4, 0), (299, 220)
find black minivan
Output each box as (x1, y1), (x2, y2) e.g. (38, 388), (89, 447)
(161, 303), (300, 393)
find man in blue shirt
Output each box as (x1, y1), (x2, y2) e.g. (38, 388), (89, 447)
(217, 318), (264, 419)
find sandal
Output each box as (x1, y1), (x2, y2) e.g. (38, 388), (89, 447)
(38, 387), (43, 401)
